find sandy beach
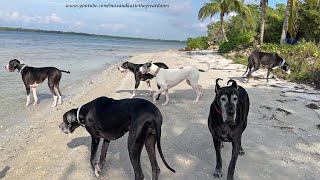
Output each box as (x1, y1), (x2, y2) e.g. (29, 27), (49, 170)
(1, 50), (320, 180)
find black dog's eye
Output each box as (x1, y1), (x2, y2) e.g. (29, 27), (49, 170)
(221, 97), (226, 102)
(233, 97), (238, 101)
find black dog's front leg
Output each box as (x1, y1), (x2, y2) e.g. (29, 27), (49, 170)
(227, 140), (241, 180)
(266, 68), (270, 82)
(156, 84), (161, 100)
(94, 139), (110, 177)
(25, 86), (31, 106)
(90, 137), (100, 169)
(131, 79), (140, 98)
(213, 139), (223, 178)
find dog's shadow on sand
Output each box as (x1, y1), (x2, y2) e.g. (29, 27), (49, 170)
(35, 93), (68, 103)
(0, 166), (10, 179)
(67, 136), (138, 179)
(67, 136), (91, 150)
(229, 76), (271, 84)
(116, 90), (152, 97)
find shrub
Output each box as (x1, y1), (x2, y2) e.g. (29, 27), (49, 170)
(218, 32), (256, 53)
(259, 42), (320, 87)
(186, 36), (209, 50)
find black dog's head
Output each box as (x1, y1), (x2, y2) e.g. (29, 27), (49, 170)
(281, 60), (291, 74)
(118, 62), (130, 73)
(5, 59), (22, 72)
(59, 109), (81, 134)
(276, 55), (291, 74)
(215, 78), (239, 123)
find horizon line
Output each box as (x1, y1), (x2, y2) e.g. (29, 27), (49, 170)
(0, 27), (186, 43)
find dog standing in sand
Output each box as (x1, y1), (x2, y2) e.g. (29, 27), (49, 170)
(5, 59), (70, 107)
(243, 51), (291, 82)
(208, 79), (249, 180)
(139, 61), (210, 106)
(59, 97), (175, 179)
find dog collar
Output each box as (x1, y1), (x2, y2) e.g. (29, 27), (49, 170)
(154, 67), (160, 77)
(76, 105), (85, 126)
(213, 101), (222, 116)
(19, 65), (26, 74)
(280, 59), (286, 67)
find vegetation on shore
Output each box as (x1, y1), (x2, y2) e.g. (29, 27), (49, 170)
(189, 0), (320, 88)
(0, 27), (185, 43)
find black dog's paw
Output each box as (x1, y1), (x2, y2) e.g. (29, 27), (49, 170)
(94, 164), (102, 178)
(239, 148), (245, 156)
(213, 169), (223, 178)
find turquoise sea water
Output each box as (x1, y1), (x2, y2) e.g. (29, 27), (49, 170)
(0, 30), (185, 144)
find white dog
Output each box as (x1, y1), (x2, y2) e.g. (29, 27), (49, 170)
(139, 62), (210, 106)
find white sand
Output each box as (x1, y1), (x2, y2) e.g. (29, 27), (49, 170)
(1, 50), (320, 180)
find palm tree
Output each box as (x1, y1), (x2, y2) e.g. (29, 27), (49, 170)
(280, 0), (319, 44)
(280, 0), (292, 44)
(259, 0), (268, 44)
(198, 0), (252, 42)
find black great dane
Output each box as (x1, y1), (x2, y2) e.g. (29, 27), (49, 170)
(59, 96), (175, 179)
(5, 59), (70, 107)
(243, 51), (291, 82)
(208, 79), (249, 180)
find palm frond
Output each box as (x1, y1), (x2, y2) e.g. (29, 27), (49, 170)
(198, 2), (220, 21)
(230, 0), (253, 26)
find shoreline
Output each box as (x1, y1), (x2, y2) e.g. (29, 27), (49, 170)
(1, 50), (320, 179)
(0, 60), (126, 167)
(0, 27), (185, 42)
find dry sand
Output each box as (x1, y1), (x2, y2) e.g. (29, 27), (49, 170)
(1, 50), (320, 180)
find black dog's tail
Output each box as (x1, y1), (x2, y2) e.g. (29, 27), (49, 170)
(242, 56), (253, 76)
(60, 70), (70, 74)
(154, 119), (176, 173)
(242, 66), (249, 76)
(198, 62), (210, 72)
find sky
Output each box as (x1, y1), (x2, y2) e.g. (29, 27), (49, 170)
(0, 0), (286, 40)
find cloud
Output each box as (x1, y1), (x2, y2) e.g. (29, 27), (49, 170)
(72, 21), (86, 28)
(97, 23), (128, 31)
(191, 22), (208, 32)
(162, 0), (192, 15)
(244, 0), (259, 4)
(0, 10), (63, 24)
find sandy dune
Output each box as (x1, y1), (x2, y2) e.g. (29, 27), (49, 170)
(1, 50), (320, 180)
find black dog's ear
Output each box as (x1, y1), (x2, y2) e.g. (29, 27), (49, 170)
(9, 59), (19, 68)
(215, 78), (223, 93)
(66, 109), (77, 123)
(227, 79), (238, 89)
(146, 62), (152, 67)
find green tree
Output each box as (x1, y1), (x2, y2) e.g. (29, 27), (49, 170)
(265, 4), (285, 43)
(227, 4), (260, 37)
(280, 0), (319, 44)
(198, 0), (252, 42)
(207, 21), (225, 43)
(297, 2), (320, 42)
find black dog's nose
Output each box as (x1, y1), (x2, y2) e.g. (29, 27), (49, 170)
(227, 111), (235, 116)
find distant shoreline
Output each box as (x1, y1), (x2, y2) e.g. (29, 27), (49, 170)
(0, 27), (185, 43)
